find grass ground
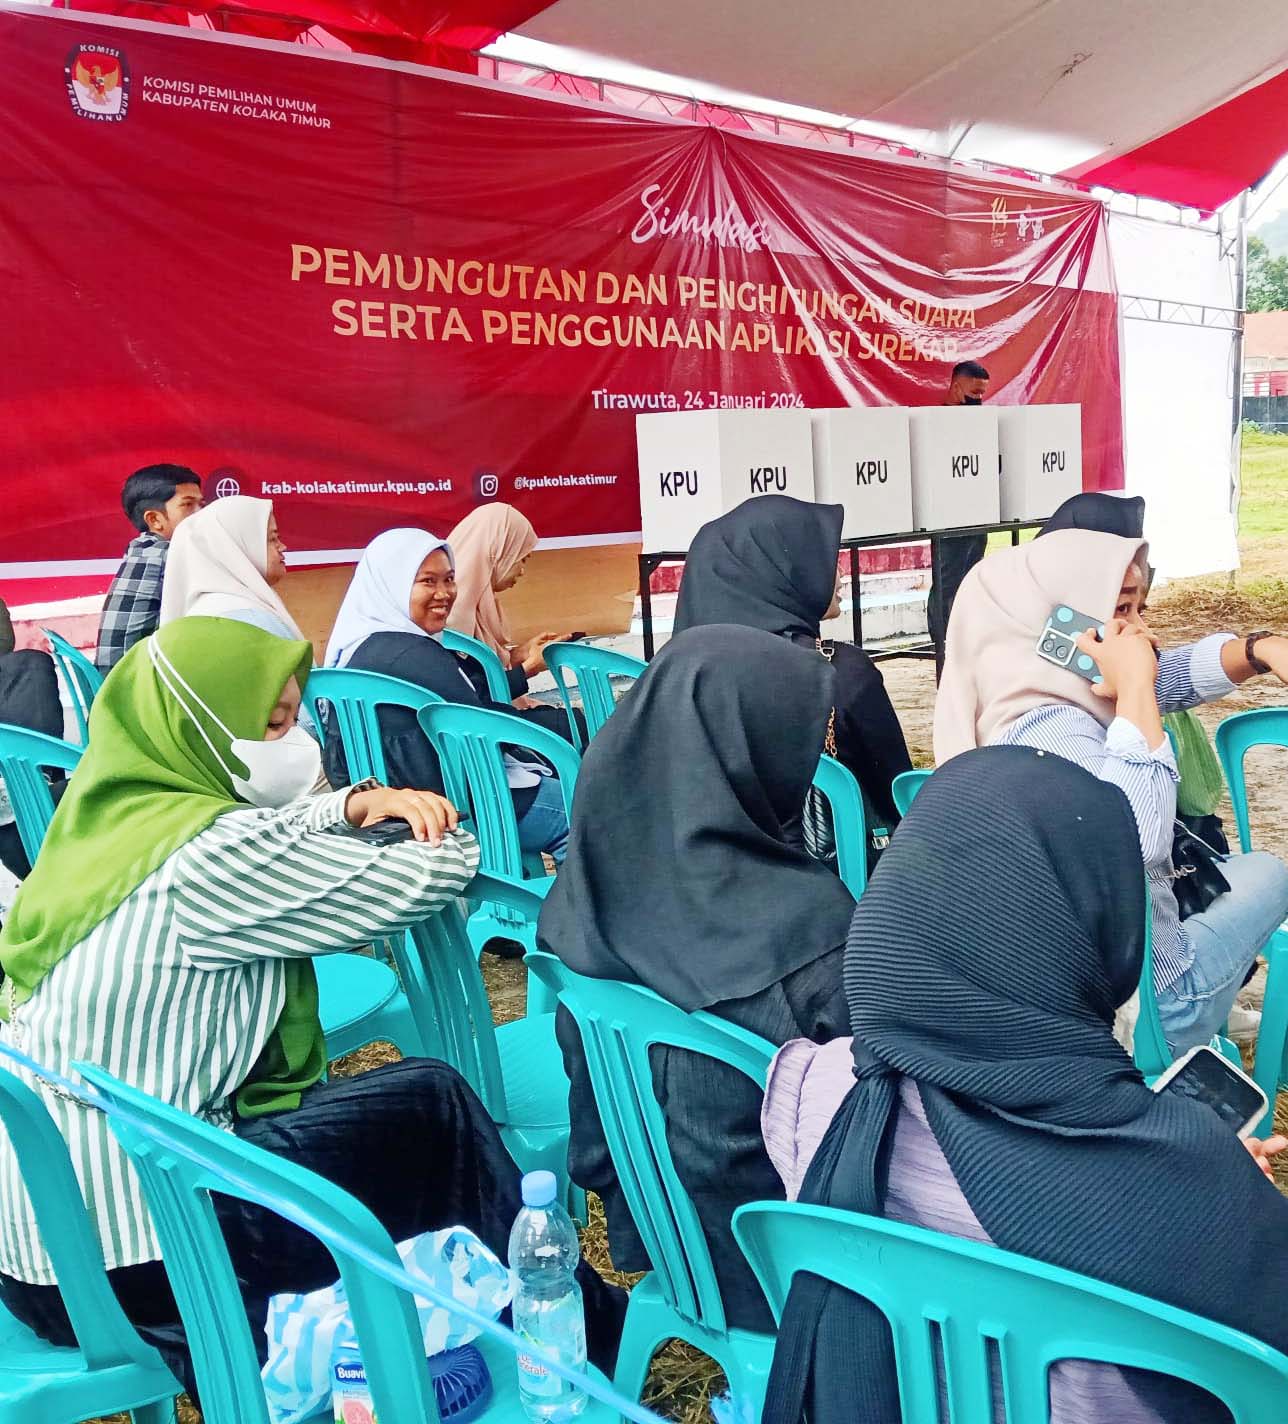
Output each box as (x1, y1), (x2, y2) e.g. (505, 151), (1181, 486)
(102, 431), (1288, 1424)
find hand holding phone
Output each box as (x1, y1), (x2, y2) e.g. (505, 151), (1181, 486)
(1036, 605), (1105, 683)
(1151, 1044), (1268, 1138)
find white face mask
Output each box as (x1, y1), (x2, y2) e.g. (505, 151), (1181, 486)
(147, 639), (321, 808)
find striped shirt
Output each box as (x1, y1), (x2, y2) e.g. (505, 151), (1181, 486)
(994, 634), (1236, 991)
(0, 789), (479, 1285)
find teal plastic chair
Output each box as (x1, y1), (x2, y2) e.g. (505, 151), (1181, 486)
(734, 1201), (1288, 1422)
(1214, 707), (1288, 1130)
(419, 702), (580, 1016)
(0, 725), (417, 1066)
(0, 1059), (179, 1424)
(809, 754), (869, 899)
(0, 725), (82, 867)
(891, 767), (931, 818)
(526, 950), (777, 1415)
(441, 629), (513, 703)
(396, 873), (573, 1195)
(41, 631), (103, 746)
(301, 666), (444, 783)
(77, 1062), (625, 1424)
(543, 644), (646, 750)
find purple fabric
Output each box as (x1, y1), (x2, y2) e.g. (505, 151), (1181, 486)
(762, 1040), (1167, 1424)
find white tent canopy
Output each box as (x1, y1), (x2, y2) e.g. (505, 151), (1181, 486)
(514, 0), (1288, 180)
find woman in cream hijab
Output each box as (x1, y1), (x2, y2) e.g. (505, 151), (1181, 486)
(446, 504), (559, 704)
(934, 528), (1288, 1059)
(160, 496), (302, 640)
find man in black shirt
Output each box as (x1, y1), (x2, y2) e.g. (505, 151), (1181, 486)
(925, 360), (990, 675)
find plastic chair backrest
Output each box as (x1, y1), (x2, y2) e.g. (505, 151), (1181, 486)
(418, 703), (580, 880)
(77, 1063), (442, 1424)
(392, 872), (548, 1122)
(526, 950), (774, 1332)
(543, 644), (646, 750)
(1214, 707), (1288, 853)
(0, 1057), (169, 1376)
(809, 754), (867, 899)
(441, 630), (512, 703)
(302, 667), (443, 784)
(734, 1201), (1288, 1422)
(891, 768), (931, 818)
(1130, 875), (1172, 1079)
(0, 724), (83, 865)
(42, 630), (103, 746)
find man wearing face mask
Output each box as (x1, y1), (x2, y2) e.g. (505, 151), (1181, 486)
(925, 360), (991, 677)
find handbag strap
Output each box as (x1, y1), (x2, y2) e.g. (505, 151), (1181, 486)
(816, 639), (838, 758)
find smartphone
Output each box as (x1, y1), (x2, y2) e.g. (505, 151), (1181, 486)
(564, 631), (588, 642)
(1036, 605), (1105, 684)
(1151, 1044), (1268, 1138)
(342, 818), (417, 846)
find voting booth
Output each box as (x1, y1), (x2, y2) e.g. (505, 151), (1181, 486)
(907, 406), (1000, 531)
(636, 408), (815, 551)
(810, 408), (914, 539)
(997, 404), (1083, 521)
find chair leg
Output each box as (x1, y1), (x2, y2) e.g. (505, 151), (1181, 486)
(131, 1396), (179, 1424)
(719, 1330), (776, 1421)
(612, 1293), (679, 1404)
(1251, 936), (1288, 1139)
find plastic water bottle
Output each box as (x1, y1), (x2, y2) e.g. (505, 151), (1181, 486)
(508, 1170), (587, 1422)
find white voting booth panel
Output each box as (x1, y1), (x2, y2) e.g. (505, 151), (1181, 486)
(908, 407), (1000, 530)
(636, 409), (815, 551)
(810, 408), (913, 538)
(996, 404), (1082, 521)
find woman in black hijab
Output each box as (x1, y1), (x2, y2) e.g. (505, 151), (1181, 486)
(0, 603), (65, 880)
(1040, 490), (1146, 539)
(537, 625), (856, 1330)
(761, 746), (1288, 1423)
(673, 496), (912, 835)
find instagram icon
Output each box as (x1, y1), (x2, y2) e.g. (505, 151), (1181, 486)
(473, 472), (500, 500)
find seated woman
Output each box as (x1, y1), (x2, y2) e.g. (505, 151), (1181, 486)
(935, 528), (1288, 1056)
(0, 618), (622, 1393)
(0, 600), (65, 882)
(760, 748), (1288, 1424)
(446, 504), (582, 741)
(159, 495), (301, 640)
(538, 625), (856, 1331)
(324, 528), (570, 863)
(673, 495), (912, 845)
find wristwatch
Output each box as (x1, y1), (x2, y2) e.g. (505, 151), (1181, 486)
(1245, 632), (1274, 676)
(349, 776), (382, 794)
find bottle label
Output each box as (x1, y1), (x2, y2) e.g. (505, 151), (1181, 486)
(333, 1351), (376, 1424)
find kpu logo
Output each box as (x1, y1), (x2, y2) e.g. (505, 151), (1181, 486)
(65, 45), (130, 122)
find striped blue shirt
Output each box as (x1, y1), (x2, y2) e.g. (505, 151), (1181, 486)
(995, 634), (1236, 991)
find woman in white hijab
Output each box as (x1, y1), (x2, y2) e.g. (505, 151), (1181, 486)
(160, 497), (301, 640)
(322, 528), (570, 863)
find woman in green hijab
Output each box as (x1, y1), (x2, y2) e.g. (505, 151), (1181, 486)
(0, 617), (625, 1390)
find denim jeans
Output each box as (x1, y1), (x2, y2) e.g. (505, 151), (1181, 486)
(515, 773), (570, 864)
(1158, 849), (1288, 1056)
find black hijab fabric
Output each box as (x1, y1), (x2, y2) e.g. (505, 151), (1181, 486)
(1039, 491), (1146, 540)
(673, 497), (844, 640)
(765, 746), (1288, 1422)
(537, 625), (856, 1010)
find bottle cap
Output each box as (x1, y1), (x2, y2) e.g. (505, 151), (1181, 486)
(521, 1170), (558, 1207)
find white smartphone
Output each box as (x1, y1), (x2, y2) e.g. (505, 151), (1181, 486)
(1151, 1044), (1268, 1138)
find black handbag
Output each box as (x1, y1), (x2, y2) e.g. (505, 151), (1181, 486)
(1169, 817), (1231, 920)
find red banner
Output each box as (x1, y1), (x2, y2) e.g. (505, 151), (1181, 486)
(0, 10), (1121, 574)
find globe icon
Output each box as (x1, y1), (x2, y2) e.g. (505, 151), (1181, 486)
(215, 477), (240, 499)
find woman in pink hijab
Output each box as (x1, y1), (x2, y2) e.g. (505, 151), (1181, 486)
(446, 503), (582, 740)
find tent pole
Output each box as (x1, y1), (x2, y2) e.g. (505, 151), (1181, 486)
(1230, 188), (1249, 567)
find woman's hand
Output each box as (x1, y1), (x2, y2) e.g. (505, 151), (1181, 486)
(1077, 618), (1158, 701)
(520, 632), (561, 676)
(345, 786), (460, 845)
(1249, 635), (1288, 686)
(1244, 1133), (1288, 1181)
